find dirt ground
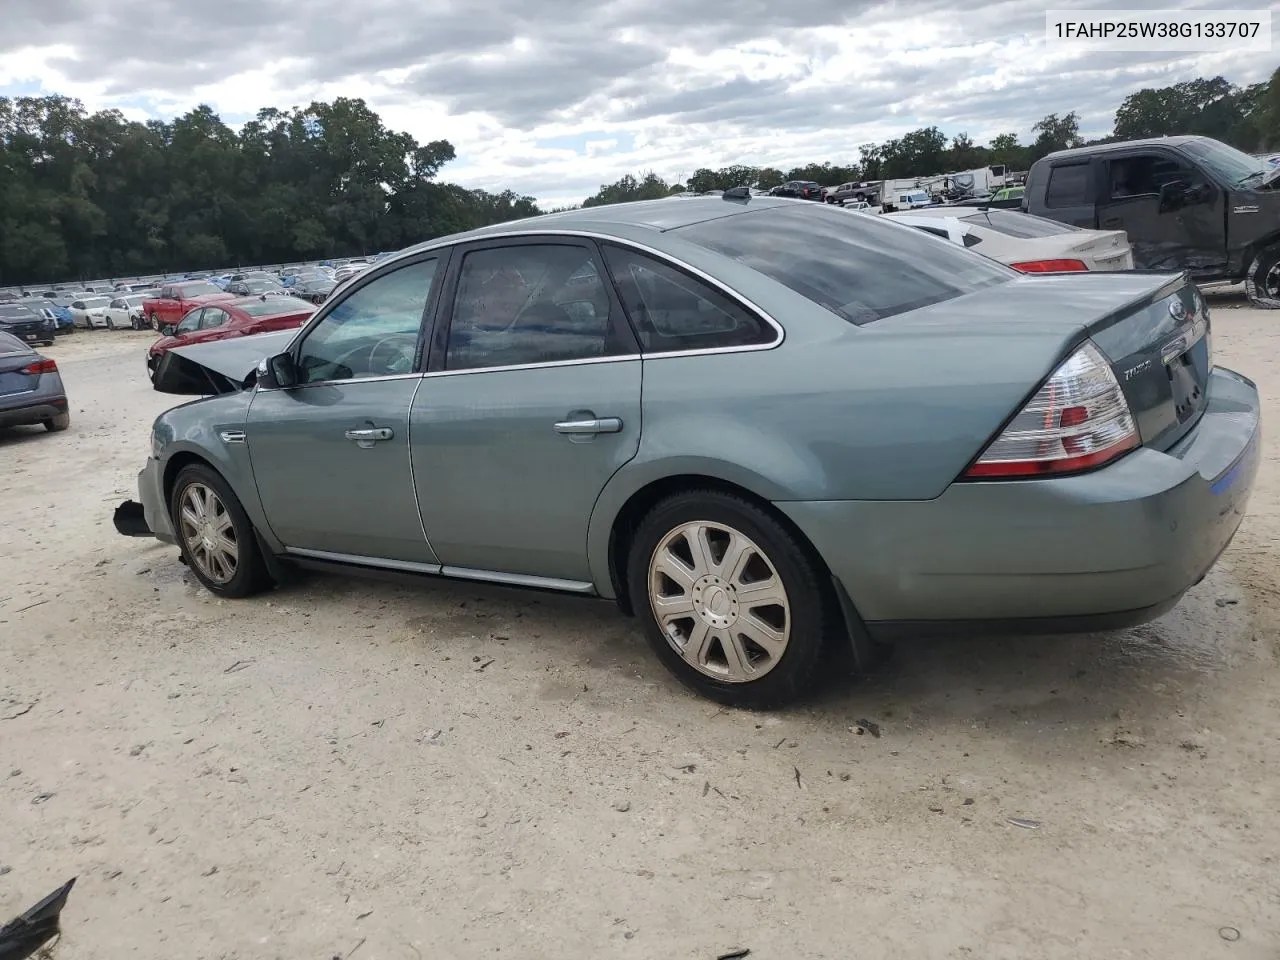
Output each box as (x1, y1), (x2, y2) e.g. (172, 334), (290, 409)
(2, 295), (1278, 960)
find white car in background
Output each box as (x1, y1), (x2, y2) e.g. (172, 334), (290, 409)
(70, 295), (113, 328)
(883, 207), (1135, 273)
(104, 292), (157, 330)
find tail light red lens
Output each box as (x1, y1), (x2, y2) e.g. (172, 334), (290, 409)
(21, 358), (58, 375)
(963, 341), (1138, 479)
(1009, 258), (1089, 273)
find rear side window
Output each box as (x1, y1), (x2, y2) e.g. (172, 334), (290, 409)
(1044, 164), (1090, 208)
(601, 245), (775, 352)
(676, 205), (1012, 326)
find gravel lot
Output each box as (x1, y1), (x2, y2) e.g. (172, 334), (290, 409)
(3, 297), (1278, 960)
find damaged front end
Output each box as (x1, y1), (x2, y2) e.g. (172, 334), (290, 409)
(150, 329), (297, 396)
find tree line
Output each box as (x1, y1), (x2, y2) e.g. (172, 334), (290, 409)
(2, 69), (1277, 285)
(0, 96), (540, 286)
(581, 69), (1280, 206)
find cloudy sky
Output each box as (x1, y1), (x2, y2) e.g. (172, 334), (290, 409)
(1, 0), (1274, 207)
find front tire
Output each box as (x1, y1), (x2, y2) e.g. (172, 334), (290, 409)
(626, 490), (835, 709)
(169, 464), (273, 598)
(1244, 246), (1280, 309)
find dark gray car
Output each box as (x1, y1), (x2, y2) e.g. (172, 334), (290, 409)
(0, 332), (70, 432)
(115, 196), (1261, 708)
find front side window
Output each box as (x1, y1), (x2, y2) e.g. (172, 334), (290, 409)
(175, 309), (202, 334)
(675, 204), (1012, 327)
(601, 245), (774, 352)
(1107, 153), (1198, 199)
(296, 258), (437, 384)
(445, 244), (622, 371)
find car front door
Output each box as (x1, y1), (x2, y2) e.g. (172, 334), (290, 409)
(410, 238), (642, 585)
(1098, 149), (1227, 274)
(245, 254), (446, 563)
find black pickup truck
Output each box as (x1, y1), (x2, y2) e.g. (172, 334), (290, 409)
(1023, 135), (1280, 308)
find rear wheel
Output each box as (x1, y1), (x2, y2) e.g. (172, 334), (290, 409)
(169, 464), (272, 598)
(1244, 245), (1280, 309)
(44, 412), (70, 432)
(626, 490), (835, 709)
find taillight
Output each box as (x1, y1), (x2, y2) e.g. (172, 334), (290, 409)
(1009, 259), (1089, 273)
(21, 358), (57, 375)
(963, 341), (1138, 480)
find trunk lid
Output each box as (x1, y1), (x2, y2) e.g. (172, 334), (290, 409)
(0, 350), (39, 396)
(1066, 229), (1133, 271)
(880, 270), (1209, 451)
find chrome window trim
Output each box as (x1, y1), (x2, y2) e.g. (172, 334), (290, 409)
(261, 230), (785, 389)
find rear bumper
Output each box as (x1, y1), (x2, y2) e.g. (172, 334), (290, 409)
(778, 366), (1261, 638)
(0, 396), (68, 428)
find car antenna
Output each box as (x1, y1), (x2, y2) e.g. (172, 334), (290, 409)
(722, 185), (751, 201)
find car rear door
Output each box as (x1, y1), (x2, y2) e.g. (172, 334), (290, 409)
(1036, 159), (1098, 229)
(409, 236), (642, 585)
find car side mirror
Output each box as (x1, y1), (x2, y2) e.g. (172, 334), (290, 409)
(160, 324), (176, 337)
(1158, 181), (1188, 213)
(258, 352), (298, 389)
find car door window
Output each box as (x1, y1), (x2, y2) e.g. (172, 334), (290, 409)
(444, 244), (623, 371)
(175, 309), (202, 334)
(600, 244), (774, 352)
(1044, 164), (1090, 208)
(72, 301), (84, 310)
(1107, 153), (1198, 199)
(295, 257), (437, 384)
(110, 299), (125, 310)
(200, 308), (228, 330)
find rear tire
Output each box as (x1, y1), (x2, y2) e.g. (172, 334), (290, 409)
(626, 489), (835, 709)
(44, 412), (70, 432)
(1244, 245), (1280, 309)
(169, 463), (273, 599)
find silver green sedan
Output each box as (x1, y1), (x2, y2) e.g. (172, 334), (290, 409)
(114, 195), (1261, 708)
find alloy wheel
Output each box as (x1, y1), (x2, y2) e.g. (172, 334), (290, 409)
(177, 483), (239, 584)
(647, 521), (790, 682)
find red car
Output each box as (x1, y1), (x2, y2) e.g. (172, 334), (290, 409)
(143, 280), (235, 330)
(147, 295), (317, 378)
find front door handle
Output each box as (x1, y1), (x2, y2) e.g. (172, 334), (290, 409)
(345, 427), (394, 442)
(554, 417), (623, 435)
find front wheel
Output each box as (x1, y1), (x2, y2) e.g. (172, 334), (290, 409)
(626, 490), (835, 709)
(169, 464), (273, 598)
(1244, 246), (1280, 309)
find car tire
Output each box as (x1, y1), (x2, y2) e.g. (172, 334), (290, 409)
(1244, 245), (1280, 310)
(626, 489), (835, 709)
(44, 412), (70, 432)
(169, 463), (273, 599)
(105, 316), (115, 330)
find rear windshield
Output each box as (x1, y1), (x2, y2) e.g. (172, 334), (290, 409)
(961, 209), (1081, 238)
(675, 205), (1013, 325)
(178, 282), (221, 297)
(0, 304), (39, 321)
(238, 297), (314, 317)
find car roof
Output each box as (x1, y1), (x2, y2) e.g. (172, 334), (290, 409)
(1039, 135), (1207, 164)
(400, 195), (805, 257)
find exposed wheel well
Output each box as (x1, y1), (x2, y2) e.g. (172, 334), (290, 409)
(608, 474), (832, 616)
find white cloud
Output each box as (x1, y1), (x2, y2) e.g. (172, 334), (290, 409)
(0, 0), (1274, 208)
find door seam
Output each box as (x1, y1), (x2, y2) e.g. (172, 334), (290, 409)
(407, 376), (441, 561)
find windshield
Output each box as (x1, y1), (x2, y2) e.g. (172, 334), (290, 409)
(178, 282), (221, 297)
(1181, 138), (1265, 184)
(963, 209), (1081, 238)
(676, 204), (1013, 325)
(238, 297), (315, 317)
(0, 304), (39, 321)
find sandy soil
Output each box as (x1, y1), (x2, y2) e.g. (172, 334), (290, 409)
(2, 301), (1278, 960)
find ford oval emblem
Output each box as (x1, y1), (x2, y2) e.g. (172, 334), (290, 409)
(1169, 299), (1187, 320)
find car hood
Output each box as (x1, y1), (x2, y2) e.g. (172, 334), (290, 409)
(152, 328), (296, 396)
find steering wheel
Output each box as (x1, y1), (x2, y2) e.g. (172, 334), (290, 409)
(366, 333), (418, 374)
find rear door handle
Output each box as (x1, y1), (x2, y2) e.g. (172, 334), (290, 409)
(554, 417), (622, 435)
